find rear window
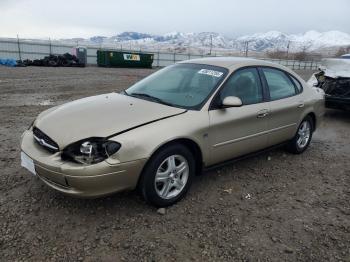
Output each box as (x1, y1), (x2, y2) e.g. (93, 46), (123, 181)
(262, 68), (296, 100)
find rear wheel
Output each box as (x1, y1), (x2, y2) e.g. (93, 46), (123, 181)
(287, 116), (313, 154)
(139, 144), (195, 207)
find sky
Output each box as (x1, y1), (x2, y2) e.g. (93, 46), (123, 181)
(1, 0), (349, 39)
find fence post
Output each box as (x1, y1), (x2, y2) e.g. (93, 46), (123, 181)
(173, 52), (176, 64)
(16, 34), (22, 61)
(157, 51), (160, 67)
(49, 37), (52, 55)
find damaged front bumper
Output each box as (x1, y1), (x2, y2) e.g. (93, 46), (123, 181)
(325, 95), (350, 111)
(308, 59), (350, 111)
(318, 75), (350, 110)
(21, 130), (147, 198)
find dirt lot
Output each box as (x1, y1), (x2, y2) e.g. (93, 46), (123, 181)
(0, 66), (349, 261)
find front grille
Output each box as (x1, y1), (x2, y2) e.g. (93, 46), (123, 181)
(33, 127), (59, 153)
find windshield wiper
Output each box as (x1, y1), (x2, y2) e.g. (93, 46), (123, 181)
(128, 92), (176, 107)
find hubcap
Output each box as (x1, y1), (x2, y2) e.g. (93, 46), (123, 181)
(297, 121), (311, 148)
(154, 155), (189, 200)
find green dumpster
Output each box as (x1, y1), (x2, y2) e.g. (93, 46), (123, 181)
(97, 50), (153, 68)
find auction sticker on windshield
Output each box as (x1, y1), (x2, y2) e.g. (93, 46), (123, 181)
(198, 69), (223, 78)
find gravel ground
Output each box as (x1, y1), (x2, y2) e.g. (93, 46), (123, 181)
(0, 66), (349, 261)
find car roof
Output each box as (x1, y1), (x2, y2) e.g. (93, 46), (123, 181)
(178, 56), (285, 71)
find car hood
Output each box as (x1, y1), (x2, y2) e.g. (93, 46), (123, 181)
(35, 93), (186, 149)
(320, 58), (350, 78)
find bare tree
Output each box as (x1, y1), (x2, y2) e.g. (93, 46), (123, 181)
(291, 42), (312, 61)
(266, 49), (286, 59)
(335, 46), (350, 57)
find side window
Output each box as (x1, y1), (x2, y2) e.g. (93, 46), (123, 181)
(219, 68), (263, 105)
(289, 75), (303, 94)
(262, 68), (296, 100)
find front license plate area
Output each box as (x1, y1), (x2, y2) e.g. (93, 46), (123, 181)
(21, 152), (36, 176)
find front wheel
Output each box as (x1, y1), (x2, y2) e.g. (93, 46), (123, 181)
(139, 144), (195, 207)
(287, 116), (313, 154)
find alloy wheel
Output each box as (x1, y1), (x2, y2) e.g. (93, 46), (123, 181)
(297, 121), (311, 148)
(154, 154), (189, 200)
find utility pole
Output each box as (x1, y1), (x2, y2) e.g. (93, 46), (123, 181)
(286, 40), (290, 59)
(17, 34), (22, 61)
(49, 37), (52, 55)
(209, 34), (213, 55)
(244, 41), (249, 57)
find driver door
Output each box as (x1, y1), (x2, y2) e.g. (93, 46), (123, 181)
(208, 67), (269, 165)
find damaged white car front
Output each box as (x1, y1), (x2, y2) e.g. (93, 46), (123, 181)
(308, 58), (350, 111)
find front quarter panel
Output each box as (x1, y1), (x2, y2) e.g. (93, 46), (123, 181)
(106, 110), (210, 166)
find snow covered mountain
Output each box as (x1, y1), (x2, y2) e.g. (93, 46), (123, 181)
(66, 30), (350, 53)
(234, 30), (350, 52)
(87, 31), (230, 49)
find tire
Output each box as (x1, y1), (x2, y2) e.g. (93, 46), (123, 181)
(61, 60), (70, 67)
(48, 60), (57, 67)
(286, 116), (314, 154)
(139, 144), (195, 207)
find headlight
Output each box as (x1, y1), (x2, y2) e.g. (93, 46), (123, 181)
(62, 138), (121, 165)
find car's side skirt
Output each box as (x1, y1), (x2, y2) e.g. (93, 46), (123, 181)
(203, 141), (289, 173)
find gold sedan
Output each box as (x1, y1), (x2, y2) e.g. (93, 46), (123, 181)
(20, 57), (325, 206)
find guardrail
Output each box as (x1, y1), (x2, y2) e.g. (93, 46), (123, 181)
(0, 38), (321, 70)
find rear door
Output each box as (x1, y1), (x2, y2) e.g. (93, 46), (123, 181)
(208, 67), (269, 165)
(259, 67), (304, 146)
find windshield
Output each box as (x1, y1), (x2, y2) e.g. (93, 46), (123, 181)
(125, 63), (228, 110)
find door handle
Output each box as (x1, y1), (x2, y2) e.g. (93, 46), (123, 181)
(257, 109), (269, 118)
(297, 102), (305, 108)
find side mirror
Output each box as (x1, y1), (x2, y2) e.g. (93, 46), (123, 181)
(221, 96), (242, 108)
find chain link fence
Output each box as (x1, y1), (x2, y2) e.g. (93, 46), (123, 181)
(0, 37), (321, 70)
